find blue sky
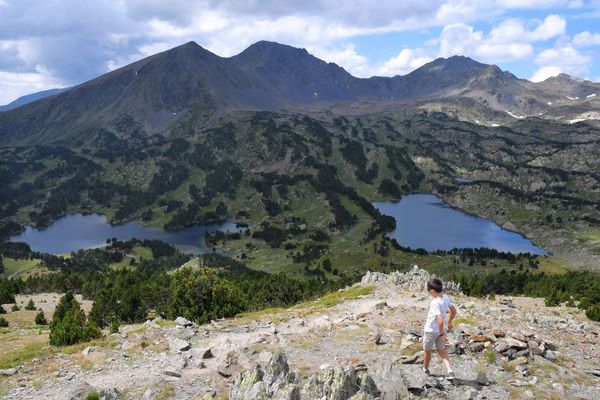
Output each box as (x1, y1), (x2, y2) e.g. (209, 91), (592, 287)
(1, 0), (600, 104)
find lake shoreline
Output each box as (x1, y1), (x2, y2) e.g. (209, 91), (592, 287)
(373, 193), (548, 255)
(8, 213), (244, 255)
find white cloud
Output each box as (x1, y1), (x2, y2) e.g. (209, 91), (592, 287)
(378, 49), (433, 76)
(530, 45), (592, 81)
(530, 65), (563, 81)
(439, 24), (483, 58)
(573, 31), (600, 47)
(436, 16), (563, 63)
(530, 14), (566, 40)
(0, 69), (64, 104)
(310, 44), (370, 77)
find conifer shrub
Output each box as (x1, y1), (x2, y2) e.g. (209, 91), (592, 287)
(49, 292), (101, 346)
(25, 298), (36, 310)
(586, 304), (600, 322)
(0, 316), (8, 327)
(35, 310), (48, 325)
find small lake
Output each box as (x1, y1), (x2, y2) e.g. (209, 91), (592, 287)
(9, 214), (242, 254)
(373, 194), (547, 255)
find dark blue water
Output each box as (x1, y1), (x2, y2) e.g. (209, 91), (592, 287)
(9, 214), (242, 254)
(374, 194), (547, 255)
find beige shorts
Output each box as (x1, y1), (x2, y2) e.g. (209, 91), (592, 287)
(423, 332), (445, 351)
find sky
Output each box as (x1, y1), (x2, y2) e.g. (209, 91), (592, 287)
(1, 0), (600, 104)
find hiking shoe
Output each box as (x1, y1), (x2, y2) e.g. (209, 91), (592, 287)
(446, 371), (455, 380)
(422, 368), (430, 375)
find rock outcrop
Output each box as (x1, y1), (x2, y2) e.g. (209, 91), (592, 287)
(361, 265), (462, 294)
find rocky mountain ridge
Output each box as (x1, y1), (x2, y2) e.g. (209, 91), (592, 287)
(2, 266), (599, 399)
(1, 41), (600, 146)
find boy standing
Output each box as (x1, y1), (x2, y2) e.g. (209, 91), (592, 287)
(422, 278), (457, 379)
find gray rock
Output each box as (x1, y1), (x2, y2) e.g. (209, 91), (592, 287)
(68, 382), (96, 400)
(400, 365), (434, 393)
(192, 347), (214, 359)
(458, 324), (481, 336)
(545, 350), (558, 362)
(476, 372), (489, 386)
(516, 365), (528, 376)
(163, 367), (182, 378)
(82, 346), (95, 356)
(367, 331), (382, 345)
(143, 389), (156, 399)
(0, 365), (21, 376)
(175, 316), (195, 327)
(169, 338), (191, 352)
(504, 337), (528, 350)
(98, 388), (121, 400)
(371, 363), (410, 399)
(585, 369), (600, 377)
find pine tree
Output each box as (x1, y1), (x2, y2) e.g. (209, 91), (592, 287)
(49, 292), (101, 346)
(25, 298), (36, 310)
(35, 310), (47, 325)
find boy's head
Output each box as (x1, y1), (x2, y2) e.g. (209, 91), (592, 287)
(427, 278), (443, 296)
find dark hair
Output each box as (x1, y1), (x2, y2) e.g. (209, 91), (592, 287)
(427, 278), (443, 293)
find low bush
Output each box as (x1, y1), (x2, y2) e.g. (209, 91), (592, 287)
(49, 292), (101, 346)
(35, 310), (47, 325)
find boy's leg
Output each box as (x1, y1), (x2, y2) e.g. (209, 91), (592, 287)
(437, 348), (453, 372)
(423, 350), (432, 370)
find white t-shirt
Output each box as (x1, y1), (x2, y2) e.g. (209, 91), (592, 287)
(424, 294), (453, 334)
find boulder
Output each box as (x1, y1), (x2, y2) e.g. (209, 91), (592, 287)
(232, 351), (380, 400)
(175, 316), (195, 327)
(82, 346), (95, 356)
(168, 338), (191, 352)
(458, 324), (481, 336)
(504, 338), (527, 350)
(371, 362), (410, 399)
(192, 347), (214, 359)
(492, 329), (506, 338)
(367, 332), (382, 345)
(476, 372), (489, 386)
(0, 365), (21, 376)
(510, 332), (527, 342)
(400, 365), (436, 394)
(468, 342), (486, 352)
(98, 388), (121, 400)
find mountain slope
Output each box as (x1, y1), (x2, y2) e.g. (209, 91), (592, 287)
(1, 40), (600, 147)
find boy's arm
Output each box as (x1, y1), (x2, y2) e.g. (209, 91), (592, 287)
(448, 304), (457, 330)
(436, 314), (444, 336)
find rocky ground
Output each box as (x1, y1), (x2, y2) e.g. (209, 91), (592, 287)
(1, 267), (599, 399)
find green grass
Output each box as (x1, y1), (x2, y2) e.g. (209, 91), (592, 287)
(0, 341), (50, 369)
(0, 336), (108, 369)
(155, 320), (176, 327)
(1, 258), (43, 279)
(484, 349), (497, 364)
(109, 245), (155, 270)
(313, 285), (375, 307)
(453, 316), (478, 326)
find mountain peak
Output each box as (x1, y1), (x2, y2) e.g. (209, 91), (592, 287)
(233, 40), (311, 65)
(543, 73), (585, 84)
(430, 55), (487, 69)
